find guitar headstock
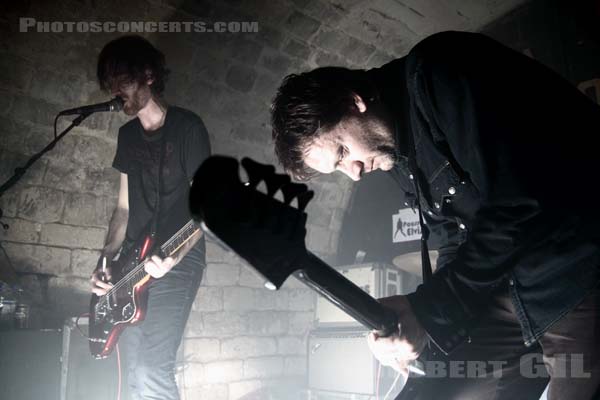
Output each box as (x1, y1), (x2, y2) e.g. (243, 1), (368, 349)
(189, 156), (314, 290)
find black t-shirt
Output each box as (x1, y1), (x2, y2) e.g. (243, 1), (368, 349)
(112, 106), (211, 243)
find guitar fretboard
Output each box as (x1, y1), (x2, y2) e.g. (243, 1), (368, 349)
(161, 221), (199, 257)
(100, 220), (200, 303)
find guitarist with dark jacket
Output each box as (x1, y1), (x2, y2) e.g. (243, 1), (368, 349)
(90, 35), (210, 400)
(270, 31), (600, 399)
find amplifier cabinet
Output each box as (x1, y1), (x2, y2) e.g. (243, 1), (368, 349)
(0, 329), (62, 400)
(315, 263), (420, 328)
(308, 329), (376, 395)
(60, 317), (121, 400)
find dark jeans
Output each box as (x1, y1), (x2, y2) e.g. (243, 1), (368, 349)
(400, 282), (600, 400)
(119, 242), (205, 400)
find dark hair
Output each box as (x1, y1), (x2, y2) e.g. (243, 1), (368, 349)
(97, 35), (169, 96)
(270, 67), (375, 180)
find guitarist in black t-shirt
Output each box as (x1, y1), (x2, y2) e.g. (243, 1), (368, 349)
(90, 35), (211, 400)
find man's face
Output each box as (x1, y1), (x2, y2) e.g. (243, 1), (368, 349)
(108, 75), (153, 115)
(304, 96), (396, 181)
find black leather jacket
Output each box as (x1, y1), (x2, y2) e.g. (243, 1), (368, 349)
(367, 31), (600, 354)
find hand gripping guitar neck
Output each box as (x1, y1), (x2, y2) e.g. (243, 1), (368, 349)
(190, 156), (426, 378)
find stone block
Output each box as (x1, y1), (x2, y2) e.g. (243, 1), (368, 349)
(183, 338), (221, 363)
(29, 68), (85, 106)
(277, 336), (307, 355)
(1, 242), (71, 275)
(282, 38), (312, 60)
(238, 266), (268, 288)
(40, 223), (105, 250)
(256, 24), (286, 49)
(0, 190), (18, 217)
(43, 162), (91, 193)
(190, 52), (228, 84)
(0, 217), (40, 243)
(245, 311), (289, 336)
(302, 0), (347, 27)
(206, 239), (242, 265)
(71, 249), (101, 278)
(312, 28), (350, 53)
(63, 192), (111, 227)
(0, 90), (12, 117)
(367, 50), (395, 68)
(252, 72), (280, 102)
(226, 38), (264, 66)
(284, 356), (307, 376)
(180, 362), (205, 389)
(288, 311), (316, 334)
(259, 48), (293, 77)
(254, 289), (289, 311)
(228, 380), (263, 400)
(17, 186), (65, 223)
(341, 36), (377, 65)
(225, 64), (257, 93)
(313, 50), (347, 67)
(198, 311), (246, 337)
(285, 11), (321, 39)
(192, 286), (223, 312)
(288, 288), (315, 311)
(0, 151), (47, 186)
(185, 311), (205, 336)
(203, 263), (240, 286)
(223, 287), (257, 311)
(243, 356), (284, 379)
(71, 135), (116, 168)
(11, 95), (60, 128)
(222, 336), (277, 360)
(203, 360), (244, 384)
(183, 382), (228, 400)
(0, 116), (21, 151)
(0, 52), (32, 91)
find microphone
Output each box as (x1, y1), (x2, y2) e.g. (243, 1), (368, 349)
(59, 97), (124, 116)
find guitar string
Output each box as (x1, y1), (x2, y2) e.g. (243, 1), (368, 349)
(97, 222), (196, 308)
(96, 221), (197, 308)
(104, 221), (196, 295)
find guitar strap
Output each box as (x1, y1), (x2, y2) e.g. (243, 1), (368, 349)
(150, 136), (166, 236)
(405, 128), (433, 284)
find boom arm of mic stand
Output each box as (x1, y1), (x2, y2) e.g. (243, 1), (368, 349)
(0, 112), (92, 229)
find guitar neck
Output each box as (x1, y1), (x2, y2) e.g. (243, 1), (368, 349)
(294, 252), (398, 336)
(120, 220), (200, 288)
(159, 220), (200, 258)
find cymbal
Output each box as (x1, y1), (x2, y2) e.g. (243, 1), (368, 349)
(392, 251), (438, 276)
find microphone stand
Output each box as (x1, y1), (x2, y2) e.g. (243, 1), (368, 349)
(0, 112), (92, 231)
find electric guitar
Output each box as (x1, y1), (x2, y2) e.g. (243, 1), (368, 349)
(189, 156), (429, 398)
(88, 219), (200, 359)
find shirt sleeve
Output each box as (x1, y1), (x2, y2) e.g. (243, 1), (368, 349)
(405, 31), (600, 353)
(112, 127), (129, 174)
(181, 115), (211, 181)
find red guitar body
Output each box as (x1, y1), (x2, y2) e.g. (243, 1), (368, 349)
(88, 234), (155, 359)
(88, 220), (200, 359)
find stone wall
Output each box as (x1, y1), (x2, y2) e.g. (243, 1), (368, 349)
(0, 0), (527, 398)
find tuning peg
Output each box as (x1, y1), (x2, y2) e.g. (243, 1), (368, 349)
(241, 158), (275, 188)
(280, 182), (308, 205)
(263, 172), (291, 197)
(296, 190), (314, 211)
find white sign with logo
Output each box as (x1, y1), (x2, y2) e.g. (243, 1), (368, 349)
(392, 208), (421, 243)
